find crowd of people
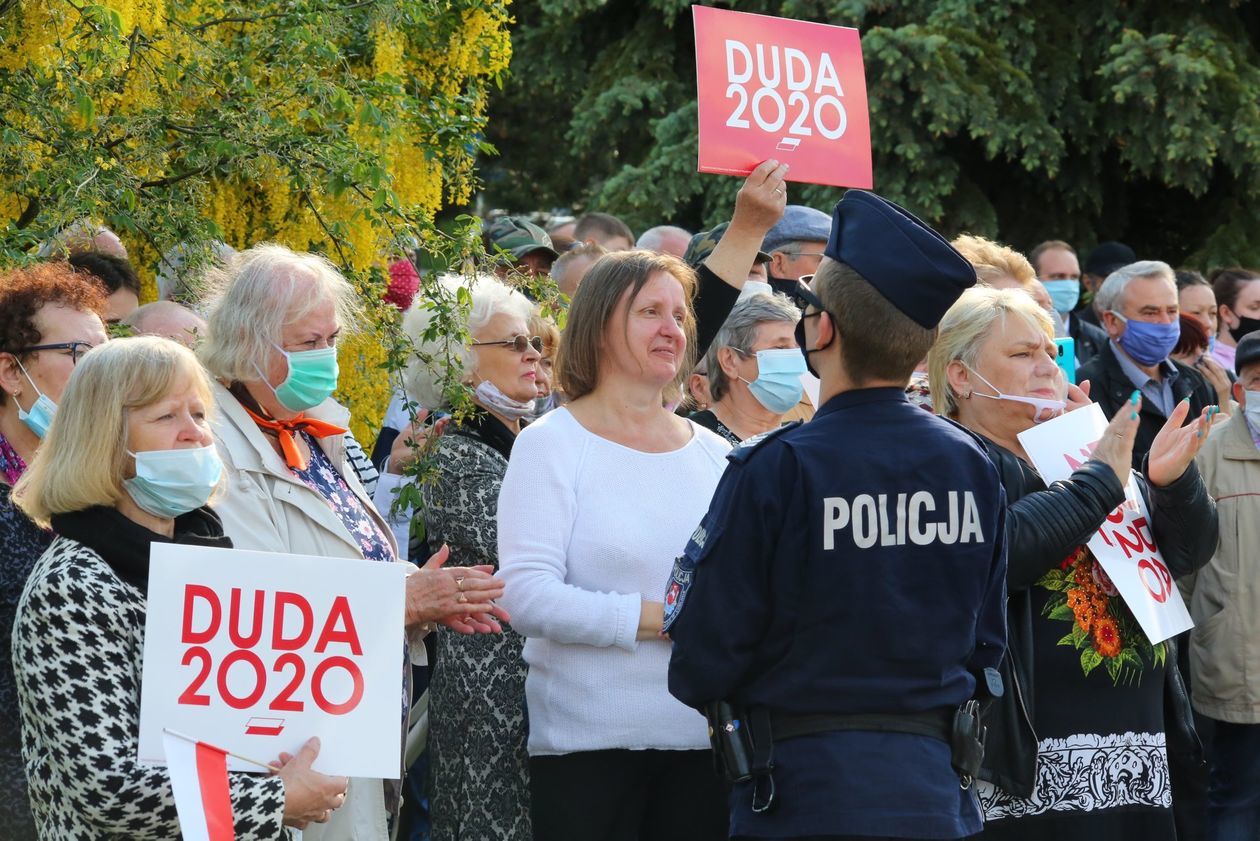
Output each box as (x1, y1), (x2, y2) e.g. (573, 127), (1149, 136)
(0, 160), (1257, 841)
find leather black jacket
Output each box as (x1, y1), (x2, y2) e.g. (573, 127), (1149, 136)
(977, 438), (1217, 798)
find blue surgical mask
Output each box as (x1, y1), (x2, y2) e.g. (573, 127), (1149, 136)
(739, 348), (808, 414)
(260, 344), (339, 412)
(1110, 312), (1180, 367)
(1042, 279), (1080, 314)
(966, 366), (1066, 423)
(123, 445), (223, 518)
(14, 360), (56, 439)
(1208, 335), (1218, 355)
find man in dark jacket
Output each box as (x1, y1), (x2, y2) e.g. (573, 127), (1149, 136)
(1030, 239), (1109, 367)
(1078, 260), (1217, 469)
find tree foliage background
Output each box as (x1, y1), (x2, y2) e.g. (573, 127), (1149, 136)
(0, 0), (512, 441)
(482, 0), (1260, 268)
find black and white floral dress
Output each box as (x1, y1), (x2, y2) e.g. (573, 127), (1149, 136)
(11, 506), (287, 840)
(421, 414), (529, 841)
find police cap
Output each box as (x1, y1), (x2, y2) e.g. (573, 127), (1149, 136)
(824, 190), (977, 328)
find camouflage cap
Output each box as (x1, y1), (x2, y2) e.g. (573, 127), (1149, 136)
(683, 222), (771, 269)
(484, 216), (559, 261)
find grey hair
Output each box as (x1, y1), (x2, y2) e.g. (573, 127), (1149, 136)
(705, 292), (802, 401)
(770, 240), (814, 256)
(1095, 260), (1175, 314)
(197, 243), (362, 382)
(401, 273), (534, 409)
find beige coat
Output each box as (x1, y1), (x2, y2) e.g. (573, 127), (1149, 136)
(210, 381), (405, 841)
(1190, 410), (1260, 723)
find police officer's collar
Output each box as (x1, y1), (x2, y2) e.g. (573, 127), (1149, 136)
(814, 386), (911, 419)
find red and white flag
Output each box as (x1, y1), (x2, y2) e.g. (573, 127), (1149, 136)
(163, 729), (235, 841)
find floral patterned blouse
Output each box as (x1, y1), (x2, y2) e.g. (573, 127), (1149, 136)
(290, 432), (394, 563)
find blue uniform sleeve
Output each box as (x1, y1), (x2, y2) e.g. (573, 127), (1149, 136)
(968, 478), (1008, 683)
(667, 441), (797, 710)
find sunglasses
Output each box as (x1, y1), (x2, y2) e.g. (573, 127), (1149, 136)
(471, 334), (544, 354)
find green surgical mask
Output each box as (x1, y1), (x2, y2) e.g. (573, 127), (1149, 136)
(261, 343), (339, 411)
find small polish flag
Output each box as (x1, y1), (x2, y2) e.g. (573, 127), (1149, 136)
(162, 729), (235, 841)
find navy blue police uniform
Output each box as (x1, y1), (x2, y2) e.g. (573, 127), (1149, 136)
(666, 190), (1009, 841)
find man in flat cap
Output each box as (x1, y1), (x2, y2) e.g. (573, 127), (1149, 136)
(668, 190), (1008, 840)
(762, 204), (832, 288)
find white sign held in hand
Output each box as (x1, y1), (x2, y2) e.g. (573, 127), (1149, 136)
(139, 544), (408, 777)
(1018, 403), (1192, 644)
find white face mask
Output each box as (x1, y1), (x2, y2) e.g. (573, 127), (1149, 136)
(966, 365), (1066, 423)
(474, 379), (534, 421)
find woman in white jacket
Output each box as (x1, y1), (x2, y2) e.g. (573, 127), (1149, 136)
(498, 250), (731, 841)
(198, 244), (508, 840)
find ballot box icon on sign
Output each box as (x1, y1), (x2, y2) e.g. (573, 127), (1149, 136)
(244, 717), (285, 737)
(775, 137), (801, 152)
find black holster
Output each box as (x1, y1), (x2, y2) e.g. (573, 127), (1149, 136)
(703, 702), (776, 812)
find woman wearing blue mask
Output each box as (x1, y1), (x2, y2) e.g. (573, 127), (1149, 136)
(373, 273), (542, 841)
(930, 286), (1218, 841)
(9, 336), (348, 838)
(198, 244), (509, 841)
(690, 292), (806, 444)
(0, 263), (108, 840)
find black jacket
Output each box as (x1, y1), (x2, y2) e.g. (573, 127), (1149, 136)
(1076, 341), (1216, 470)
(977, 439), (1217, 798)
(1067, 315), (1109, 368)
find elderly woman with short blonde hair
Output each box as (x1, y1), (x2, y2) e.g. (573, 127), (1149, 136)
(928, 286), (1216, 840)
(199, 244), (507, 841)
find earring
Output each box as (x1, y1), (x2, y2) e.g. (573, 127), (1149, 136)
(962, 391), (972, 400)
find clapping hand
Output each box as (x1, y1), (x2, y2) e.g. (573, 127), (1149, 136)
(405, 544), (510, 634)
(1088, 390), (1141, 484)
(1147, 399), (1217, 487)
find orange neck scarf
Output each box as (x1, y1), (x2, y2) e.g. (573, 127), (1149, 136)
(243, 405), (347, 471)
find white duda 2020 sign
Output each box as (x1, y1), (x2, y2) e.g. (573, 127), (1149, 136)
(138, 544), (408, 777)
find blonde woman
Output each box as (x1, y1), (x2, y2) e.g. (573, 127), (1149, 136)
(928, 287), (1215, 840)
(11, 337), (346, 839)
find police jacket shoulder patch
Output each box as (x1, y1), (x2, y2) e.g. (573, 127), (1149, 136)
(727, 420), (801, 465)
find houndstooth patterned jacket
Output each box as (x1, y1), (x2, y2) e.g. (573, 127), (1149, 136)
(11, 535), (288, 840)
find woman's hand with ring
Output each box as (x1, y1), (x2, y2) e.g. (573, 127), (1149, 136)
(404, 544), (509, 633)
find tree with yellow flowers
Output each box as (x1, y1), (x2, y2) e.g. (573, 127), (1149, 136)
(0, 0), (512, 442)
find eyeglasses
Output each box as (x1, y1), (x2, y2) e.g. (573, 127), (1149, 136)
(16, 341), (97, 364)
(471, 334), (543, 354)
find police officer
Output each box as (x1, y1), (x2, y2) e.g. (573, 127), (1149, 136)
(666, 190), (1008, 841)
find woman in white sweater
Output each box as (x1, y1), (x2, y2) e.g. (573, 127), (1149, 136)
(498, 250), (732, 841)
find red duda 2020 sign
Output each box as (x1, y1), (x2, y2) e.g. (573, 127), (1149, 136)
(693, 5), (872, 189)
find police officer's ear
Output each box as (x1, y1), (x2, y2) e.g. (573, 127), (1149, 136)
(815, 309), (837, 353)
(945, 359), (973, 401)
